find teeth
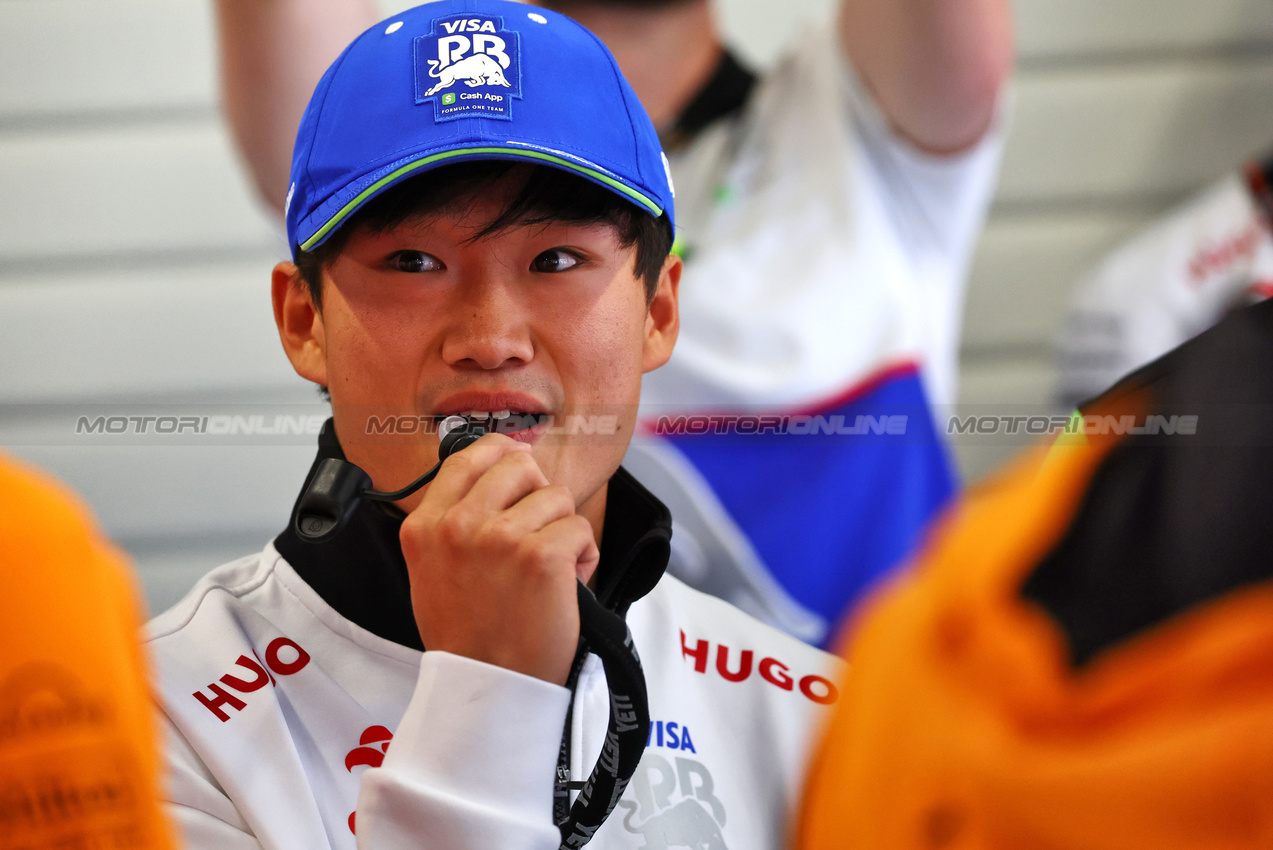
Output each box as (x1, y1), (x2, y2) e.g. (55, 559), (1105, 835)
(437, 410), (539, 429)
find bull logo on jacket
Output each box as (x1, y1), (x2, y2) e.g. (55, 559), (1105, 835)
(415, 15), (521, 121)
(617, 752), (728, 849)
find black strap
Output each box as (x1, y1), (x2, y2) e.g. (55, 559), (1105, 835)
(553, 647), (590, 823)
(556, 582), (651, 849)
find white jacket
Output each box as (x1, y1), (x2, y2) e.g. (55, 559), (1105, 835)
(147, 465), (842, 850)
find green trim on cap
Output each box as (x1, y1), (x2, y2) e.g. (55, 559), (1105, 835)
(299, 146), (663, 252)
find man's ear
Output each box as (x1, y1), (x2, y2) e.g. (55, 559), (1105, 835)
(271, 262), (329, 387)
(642, 253), (681, 373)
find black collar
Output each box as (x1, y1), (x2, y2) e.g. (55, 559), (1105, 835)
(274, 420), (673, 650)
(662, 48), (757, 149)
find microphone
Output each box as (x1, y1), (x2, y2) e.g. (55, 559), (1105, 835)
(436, 415), (487, 458)
(293, 416), (487, 542)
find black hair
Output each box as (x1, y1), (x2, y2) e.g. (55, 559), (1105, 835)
(294, 160), (673, 309)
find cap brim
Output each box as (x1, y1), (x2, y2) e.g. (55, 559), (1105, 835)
(297, 143), (665, 253)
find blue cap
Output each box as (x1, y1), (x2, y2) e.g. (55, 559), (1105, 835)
(285, 0), (675, 258)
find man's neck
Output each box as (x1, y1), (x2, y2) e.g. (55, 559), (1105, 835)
(540, 1), (722, 130)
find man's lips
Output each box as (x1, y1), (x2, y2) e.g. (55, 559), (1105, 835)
(432, 392), (550, 418)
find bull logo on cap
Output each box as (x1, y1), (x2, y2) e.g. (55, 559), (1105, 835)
(415, 15), (522, 122)
(424, 52), (510, 97)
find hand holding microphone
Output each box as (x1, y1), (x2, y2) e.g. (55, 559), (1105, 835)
(399, 422), (600, 687)
(291, 414), (647, 844)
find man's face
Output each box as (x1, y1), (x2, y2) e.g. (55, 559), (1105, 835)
(274, 171), (679, 524)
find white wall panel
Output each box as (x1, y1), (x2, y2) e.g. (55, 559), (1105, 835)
(6, 442), (316, 544)
(953, 357), (1055, 409)
(0, 121), (276, 261)
(962, 210), (1153, 350)
(0, 262), (306, 402)
(0, 0), (217, 118)
(729, 0), (1273, 69)
(1015, 0), (1273, 60)
(998, 59), (1273, 204)
(950, 355), (1056, 482)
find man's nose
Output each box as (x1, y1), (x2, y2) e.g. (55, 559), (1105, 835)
(440, 278), (534, 371)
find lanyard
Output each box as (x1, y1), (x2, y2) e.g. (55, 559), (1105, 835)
(553, 581), (651, 849)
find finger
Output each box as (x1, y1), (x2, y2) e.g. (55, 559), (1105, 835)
(486, 483), (577, 539)
(421, 433), (531, 512)
(521, 514), (600, 581)
(461, 450), (551, 517)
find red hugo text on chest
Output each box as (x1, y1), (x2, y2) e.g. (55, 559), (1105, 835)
(192, 638), (312, 721)
(680, 631), (838, 704)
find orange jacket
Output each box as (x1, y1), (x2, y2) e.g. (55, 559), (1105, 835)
(0, 454), (175, 849)
(798, 297), (1273, 849)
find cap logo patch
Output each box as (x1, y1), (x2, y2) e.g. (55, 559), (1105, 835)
(414, 15), (522, 122)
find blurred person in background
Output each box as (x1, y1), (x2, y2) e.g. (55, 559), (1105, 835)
(798, 296), (1273, 849)
(1056, 150), (1273, 409)
(0, 454), (175, 850)
(214, 0), (1013, 647)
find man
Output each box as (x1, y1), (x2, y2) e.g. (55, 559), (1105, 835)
(1056, 150), (1273, 409)
(216, 0), (1012, 644)
(150, 3), (840, 847)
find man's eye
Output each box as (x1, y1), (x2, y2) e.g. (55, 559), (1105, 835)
(530, 249), (582, 273)
(389, 251), (443, 273)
